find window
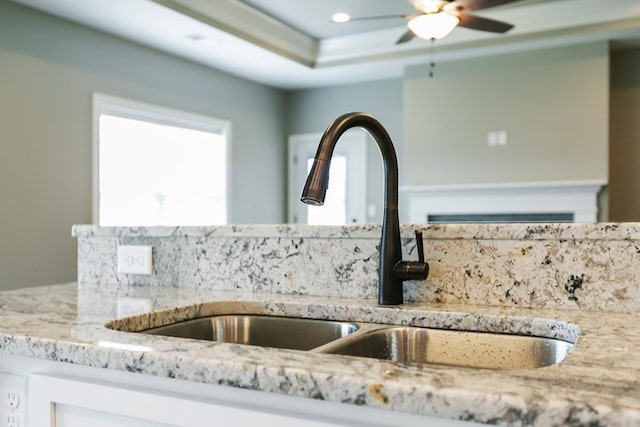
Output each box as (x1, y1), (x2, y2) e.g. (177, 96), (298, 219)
(288, 130), (367, 225)
(93, 94), (230, 226)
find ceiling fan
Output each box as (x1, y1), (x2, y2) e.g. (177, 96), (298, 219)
(335, 0), (522, 43)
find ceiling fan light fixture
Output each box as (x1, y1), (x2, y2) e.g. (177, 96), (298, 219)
(410, 0), (448, 14)
(407, 12), (460, 40)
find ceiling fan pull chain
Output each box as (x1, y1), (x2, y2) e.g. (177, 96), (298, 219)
(429, 38), (436, 78)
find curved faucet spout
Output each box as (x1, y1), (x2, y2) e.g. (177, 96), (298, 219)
(301, 113), (398, 210)
(301, 112), (428, 305)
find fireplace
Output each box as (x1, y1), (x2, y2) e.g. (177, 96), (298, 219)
(400, 180), (605, 224)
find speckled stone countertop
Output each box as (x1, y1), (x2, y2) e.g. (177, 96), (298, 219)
(1, 282), (639, 426)
(73, 223), (640, 312)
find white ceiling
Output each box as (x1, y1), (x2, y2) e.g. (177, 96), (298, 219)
(240, 0), (420, 39)
(12, 0), (640, 89)
(239, 0), (557, 39)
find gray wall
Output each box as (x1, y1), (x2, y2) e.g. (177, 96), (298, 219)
(610, 47), (640, 221)
(285, 79), (404, 223)
(0, 2), (286, 290)
(286, 44), (611, 222)
(403, 43), (609, 186)
(1, 1), (633, 291)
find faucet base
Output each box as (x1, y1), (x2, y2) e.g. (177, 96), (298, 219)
(378, 208), (403, 305)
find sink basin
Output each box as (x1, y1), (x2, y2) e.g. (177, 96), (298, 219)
(127, 313), (574, 370)
(142, 315), (359, 351)
(314, 326), (573, 370)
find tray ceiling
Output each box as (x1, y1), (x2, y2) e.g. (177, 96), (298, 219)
(12, 0), (640, 89)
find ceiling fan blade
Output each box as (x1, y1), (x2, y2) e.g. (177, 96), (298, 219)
(447, 0), (522, 12)
(456, 13), (514, 33)
(396, 30), (416, 44)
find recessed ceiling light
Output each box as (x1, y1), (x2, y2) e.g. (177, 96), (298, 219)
(332, 12), (350, 23)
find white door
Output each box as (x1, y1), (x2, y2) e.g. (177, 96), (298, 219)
(288, 130), (367, 225)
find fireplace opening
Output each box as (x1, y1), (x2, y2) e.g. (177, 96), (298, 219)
(427, 213), (574, 224)
(401, 180), (605, 224)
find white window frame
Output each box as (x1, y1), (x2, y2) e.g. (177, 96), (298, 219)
(288, 131), (367, 224)
(92, 93), (232, 225)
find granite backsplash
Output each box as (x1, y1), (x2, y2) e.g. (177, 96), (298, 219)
(73, 223), (640, 312)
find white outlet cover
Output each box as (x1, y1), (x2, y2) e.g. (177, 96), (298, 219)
(117, 245), (153, 275)
(0, 373), (27, 426)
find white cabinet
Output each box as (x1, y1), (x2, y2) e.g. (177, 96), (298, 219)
(1, 354), (483, 427)
(28, 374), (338, 427)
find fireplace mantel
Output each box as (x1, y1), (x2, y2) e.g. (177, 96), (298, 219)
(399, 180), (606, 223)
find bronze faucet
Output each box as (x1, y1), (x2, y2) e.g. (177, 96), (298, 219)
(301, 112), (429, 305)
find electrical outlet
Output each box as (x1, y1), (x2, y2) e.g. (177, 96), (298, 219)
(6, 392), (18, 410)
(117, 245), (153, 275)
(6, 414), (18, 427)
(0, 374), (27, 427)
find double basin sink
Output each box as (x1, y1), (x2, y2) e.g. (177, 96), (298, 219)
(137, 314), (574, 370)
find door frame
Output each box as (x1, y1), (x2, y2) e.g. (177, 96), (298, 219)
(287, 130), (368, 224)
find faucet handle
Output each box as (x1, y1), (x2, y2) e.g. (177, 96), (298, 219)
(393, 230), (429, 281)
(415, 230), (425, 263)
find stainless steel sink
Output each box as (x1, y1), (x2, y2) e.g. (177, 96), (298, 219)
(314, 326), (574, 370)
(133, 314), (574, 370)
(142, 315), (359, 351)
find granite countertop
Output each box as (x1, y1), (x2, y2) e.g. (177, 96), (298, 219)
(0, 282), (639, 425)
